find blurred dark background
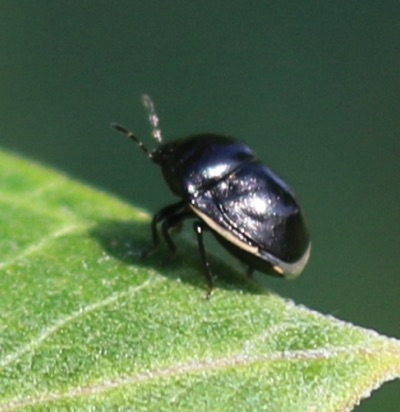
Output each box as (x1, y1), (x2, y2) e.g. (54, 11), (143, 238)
(1, 2), (398, 410)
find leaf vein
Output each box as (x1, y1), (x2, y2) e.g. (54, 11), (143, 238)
(0, 224), (86, 271)
(0, 276), (161, 369)
(1, 344), (395, 411)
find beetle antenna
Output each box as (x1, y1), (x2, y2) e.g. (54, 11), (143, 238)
(142, 94), (163, 143)
(111, 123), (153, 159)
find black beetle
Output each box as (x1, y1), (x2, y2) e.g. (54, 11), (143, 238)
(112, 95), (310, 296)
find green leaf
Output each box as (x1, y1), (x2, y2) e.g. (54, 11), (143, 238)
(0, 149), (399, 412)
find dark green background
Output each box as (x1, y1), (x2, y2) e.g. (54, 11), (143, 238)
(1, 2), (399, 410)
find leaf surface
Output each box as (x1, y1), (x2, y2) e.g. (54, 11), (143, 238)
(0, 150), (399, 411)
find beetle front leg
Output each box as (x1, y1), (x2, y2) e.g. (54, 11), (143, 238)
(143, 201), (185, 257)
(160, 210), (192, 256)
(193, 221), (214, 298)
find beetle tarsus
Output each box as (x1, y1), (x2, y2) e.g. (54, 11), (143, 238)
(205, 286), (214, 300)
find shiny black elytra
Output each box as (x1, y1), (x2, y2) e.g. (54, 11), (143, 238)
(112, 95), (310, 297)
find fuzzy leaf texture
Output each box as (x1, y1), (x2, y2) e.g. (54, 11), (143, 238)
(0, 150), (399, 412)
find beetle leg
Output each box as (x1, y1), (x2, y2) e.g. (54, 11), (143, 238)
(160, 210), (192, 255)
(161, 213), (185, 255)
(193, 221), (214, 298)
(143, 201), (185, 257)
